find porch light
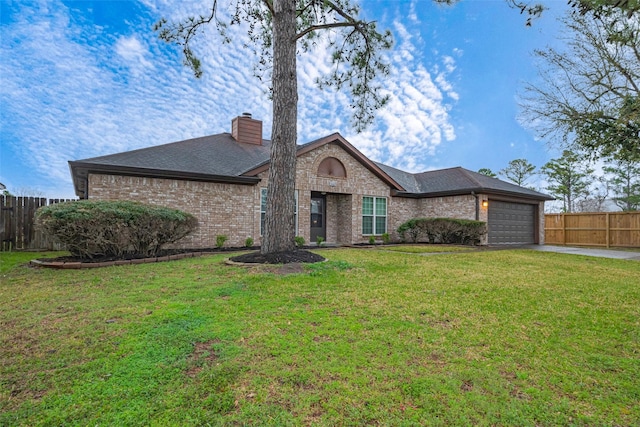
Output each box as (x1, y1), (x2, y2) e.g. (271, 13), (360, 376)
(482, 200), (489, 208)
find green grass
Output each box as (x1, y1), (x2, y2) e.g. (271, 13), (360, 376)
(1, 249), (639, 426)
(379, 244), (476, 253)
(0, 251), (68, 274)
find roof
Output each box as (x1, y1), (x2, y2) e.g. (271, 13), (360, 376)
(389, 166), (553, 201)
(73, 133), (271, 176)
(69, 131), (552, 201)
(374, 162), (421, 193)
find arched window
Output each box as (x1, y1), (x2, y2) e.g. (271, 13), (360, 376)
(317, 157), (346, 178)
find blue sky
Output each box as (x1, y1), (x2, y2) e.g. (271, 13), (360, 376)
(1, 0), (569, 199)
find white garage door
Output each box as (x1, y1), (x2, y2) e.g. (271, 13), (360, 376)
(488, 201), (536, 244)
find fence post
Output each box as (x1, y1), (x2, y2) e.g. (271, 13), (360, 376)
(606, 212), (610, 248)
(0, 196), (14, 251)
(562, 214), (566, 246)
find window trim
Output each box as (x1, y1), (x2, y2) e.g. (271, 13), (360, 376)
(362, 196), (387, 235)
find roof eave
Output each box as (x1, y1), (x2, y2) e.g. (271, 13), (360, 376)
(392, 187), (555, 201)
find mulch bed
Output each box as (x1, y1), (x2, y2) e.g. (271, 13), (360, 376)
(229, 250), (325, 264)
(32, 247), (326, 269)
(36, 247), (251, 264)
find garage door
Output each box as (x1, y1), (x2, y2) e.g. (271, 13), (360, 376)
(488, 201), (535, 244)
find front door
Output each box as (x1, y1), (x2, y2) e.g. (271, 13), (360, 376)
(310, 193), (326, 243)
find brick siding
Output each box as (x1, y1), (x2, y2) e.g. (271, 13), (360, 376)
(88, 174), (257, 248)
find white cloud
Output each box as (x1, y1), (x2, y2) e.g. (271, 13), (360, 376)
(115, 36), (153, 72)
(442, 55), (456, 73)
(1, 1), (459, 196)
(408, 1), (420, 24)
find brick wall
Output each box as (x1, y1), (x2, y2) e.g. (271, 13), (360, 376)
(537, 201), (546, 245)
(387, 194), (488, 243)
(335, 194), (353, 245)
(388, 197), (418, 241)
(88, 174), (258, 248)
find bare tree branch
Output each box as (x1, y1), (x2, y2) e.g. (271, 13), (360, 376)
(520, 10), (640, 160)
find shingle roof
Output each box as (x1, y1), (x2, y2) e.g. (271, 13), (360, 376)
(70, 131), (552, 201)
(374, 162), (421, 193)
(395, 166), (552, 200)
(75, 133), (271, 177)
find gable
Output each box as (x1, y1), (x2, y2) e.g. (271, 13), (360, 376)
(243, 133), (405, 191)
(292, 142), (396, 196)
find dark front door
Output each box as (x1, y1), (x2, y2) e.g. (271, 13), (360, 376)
(310, 193), (326, 242)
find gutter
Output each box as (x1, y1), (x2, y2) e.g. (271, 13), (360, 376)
(391, 187), (554, 201)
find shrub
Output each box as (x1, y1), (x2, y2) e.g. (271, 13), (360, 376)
(35, 200), (197, 259)
(368, 235), (376, 245)
(396, 217), (486, 245)
(397, 218), (427, 243)
(294, 236), (305, 248)
(316, 236), (325, 246)
(381, 233), (390, 244)
(245, 237), (254, 248)
(216, 235), (229, 249)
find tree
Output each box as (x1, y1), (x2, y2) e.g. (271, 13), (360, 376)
(500, 158), (536, 187)
(13, 186), (44, 197)
(434, 0), (545, 26)
(541, 150), (594, 212)
(434, 0), (638, 26)
(156, 1), (391, 255)
(477, 168), (497, 178)
(575, 175), (609, 212)
(603, 154), (640, 210)
(569, 0), (640, 17)
(520, 9), (640, 161)
(0, 182), (10, 196)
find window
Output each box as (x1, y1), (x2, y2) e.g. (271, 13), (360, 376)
(362, 196), (387, 235)
(260, 188), (298, 236)
(317, 157), (346, 178)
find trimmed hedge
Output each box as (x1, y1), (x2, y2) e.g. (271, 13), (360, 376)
(35, 200), (197, 259)
(397, 217), (487, 245)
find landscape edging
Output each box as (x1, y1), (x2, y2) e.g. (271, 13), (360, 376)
(30, 251), (218, 269)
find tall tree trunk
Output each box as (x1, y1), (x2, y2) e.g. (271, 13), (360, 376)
(262, 0), (298, 254)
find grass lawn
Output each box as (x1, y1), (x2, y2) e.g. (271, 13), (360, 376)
(377, 244), (475, 254)
(1, 249), (639, 426)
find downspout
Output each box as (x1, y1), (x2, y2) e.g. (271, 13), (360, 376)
(471, 191), (479, 221)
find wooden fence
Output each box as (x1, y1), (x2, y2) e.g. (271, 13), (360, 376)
(544, 212), (640, 248)
(1, 196), (76, 251)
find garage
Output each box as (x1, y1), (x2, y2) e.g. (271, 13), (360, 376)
(488, 201), (536, 244)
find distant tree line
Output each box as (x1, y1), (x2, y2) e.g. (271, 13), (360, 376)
(0, 185), (46, 198)
(478, 153), (640, 213)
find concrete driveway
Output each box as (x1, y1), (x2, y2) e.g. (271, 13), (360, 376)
(520, 245), (640, 261)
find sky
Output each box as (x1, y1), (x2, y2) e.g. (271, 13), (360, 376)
(1, 0), (571, 199)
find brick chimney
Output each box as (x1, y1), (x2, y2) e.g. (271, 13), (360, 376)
(231, 113), (263, 145)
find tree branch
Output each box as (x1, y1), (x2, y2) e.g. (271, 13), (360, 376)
(322, 0), (359, 24)
(262, 0), (274, 16)
(295, 21), (363, 41)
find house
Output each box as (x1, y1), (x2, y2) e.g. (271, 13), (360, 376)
(69, 114), (553, 248)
